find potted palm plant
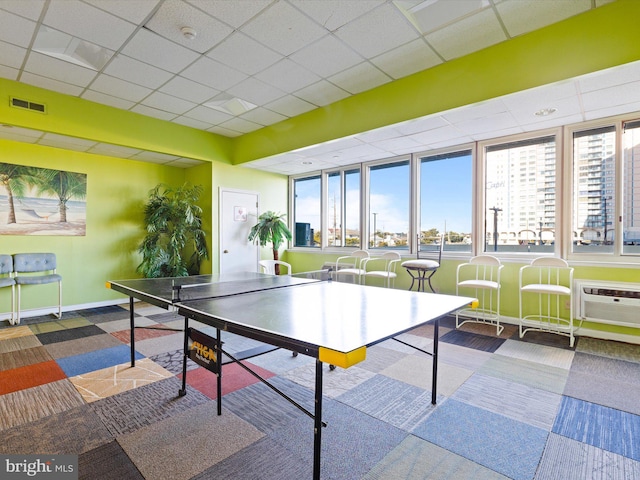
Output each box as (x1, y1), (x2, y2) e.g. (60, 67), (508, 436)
(137, 182), (209, 278)
(248, 211), (292, 275)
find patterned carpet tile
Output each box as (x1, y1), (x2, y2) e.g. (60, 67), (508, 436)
(95, 316), (156, 333)
(28, 317), (92, 334)
(563, 370), (640, 416)
(149, 348), (199, 375)
(193, 435), (311, 480)
(0, 359), (67, 395)
(146, 311), (183, 324)
(69, 358), (174, 403)
(79, 441), (144, 480)
(243, 347), (315, 375)
(440, 329), (506, 353)
(515, 329), (576, 349)
(36, 324), (107, 345)
(357, 343), (412, 373)
(536, 432), (640, 480)
(576, 337), (640, 363)
(570, 352), (640, 384)
(337, 375), (439, 431)
(451, 373), (562, 430)
(44, 333), (124, 360)
(438, 341), (493, 372)
(494, 339), (575, 369)
(0, 345), (52, 371)
(129, 332), (184, 358)
(90, 376), (211, 437)
(478, 353), (569, 394)
(56, 344), (144, 377)
(363, 435), (511, 480)
(413, 398), (548, 480)
(457, 321), (518, 339)
(381, 353), (473, 397)
(281, 361), (375, 398)
(553, 396), (640, 461)
(80, 305), (132, 323)
(0, 379), (85, 431)
(110, 325), (180, 344)
(0, 403), (113, 455)
(118, 403), (264, 480)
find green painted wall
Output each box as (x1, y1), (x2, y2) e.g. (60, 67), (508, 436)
(233, 0), (640, 164)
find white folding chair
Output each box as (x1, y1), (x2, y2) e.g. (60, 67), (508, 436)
(364, 252), (401, 288)
(258, 259), (292, 275)
(334, 250), (369, 284)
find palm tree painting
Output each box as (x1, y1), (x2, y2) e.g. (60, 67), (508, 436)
(0, 162), (87, 235)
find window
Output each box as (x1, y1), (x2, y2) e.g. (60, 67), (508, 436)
(572, 126), (616, 254)
(293, 175), (320, 247)
(368, 159), (410, 249)
(484, 136), (557, 253)
(326, 168), (361, 247)
(623, 120), (640, 255)
(419, 150), (472, 252)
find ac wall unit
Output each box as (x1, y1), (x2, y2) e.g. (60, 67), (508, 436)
(575, 280), (640, 328)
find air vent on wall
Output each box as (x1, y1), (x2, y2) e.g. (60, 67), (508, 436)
(10, 97), (47, 114)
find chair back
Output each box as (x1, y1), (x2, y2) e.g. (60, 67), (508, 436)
(521, 257), (572, 288)
(13, 253), (57, 274)
(258, 259), (291, 275)
(365, 251), (401, 273)
(0, 255), (13, 275)
(417, 234), (444, 266)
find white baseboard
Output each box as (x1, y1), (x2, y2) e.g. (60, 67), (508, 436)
(0, 299), (126, 323)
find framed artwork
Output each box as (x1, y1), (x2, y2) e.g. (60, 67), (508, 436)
(0, 162), (87, 236)
(234, 206), (247, 222)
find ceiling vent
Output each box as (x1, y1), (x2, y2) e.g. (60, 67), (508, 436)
(10, 97), (47, 114)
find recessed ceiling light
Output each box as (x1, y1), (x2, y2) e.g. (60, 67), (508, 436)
(205, 95), (257, 115)
(33, 25), (113, 70)
(534, 107), (558, 117)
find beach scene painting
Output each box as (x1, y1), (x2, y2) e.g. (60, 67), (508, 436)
(0, 162), (87, 236)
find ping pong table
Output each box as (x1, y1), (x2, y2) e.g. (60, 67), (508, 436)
(107, 272), (476, 480)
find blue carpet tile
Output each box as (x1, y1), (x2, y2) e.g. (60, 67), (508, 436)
(441, 328), (506, 353)
(412, 398), (548, 480)
(56, 345), (145, 377)
(553, 395), (640, 461)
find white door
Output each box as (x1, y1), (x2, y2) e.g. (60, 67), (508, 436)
(219, 188), (259, 274)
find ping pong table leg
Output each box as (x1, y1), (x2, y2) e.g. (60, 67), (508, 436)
(179, 318), (189, 397)
(313, 359), (323, 480)
(431, 317), (439, 405)
(129, 297), (135, 367)
(216, 328), (222, 416)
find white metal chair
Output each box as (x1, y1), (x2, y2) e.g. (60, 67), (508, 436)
(334, 250), (369, 284)
(13, 253), (62, 324)
(402, 234), (444, 292)
(0, 254), (16, 325)
(364, 251), (401, 288)
(456, 255), (503, 335)
(519, 257), (576, 346)
(258, 259), (291, 275)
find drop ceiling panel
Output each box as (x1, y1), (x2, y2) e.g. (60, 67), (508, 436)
(187, 0), (272, 29)
(0, 0), (45, 21)
(328, 62), (392, 95)
(294, 80), (350, 106)
(104, 54), (173, 89)
(0, 40), (27, 69)
(226, 77), (285, 105)
(334, 3), (420, 58)
(241, 1), (328, 56)
(88, 74), (153, 102)
(0, 10), (37, 48)
(496, 0), (591, 38)
(239, 106), (287, 126)
(24, 52), (97, 87)
(122, 28), (200, 73)
(82, 90), (135, 110)
(294, 0), (385, 32)
(20, 71), (84, 96)
(44, 0), (136, 51)
(264, 95), (316, 118)
(181, 56), (248, 91)
(206, 32), (283, 76)
(159, 76), (219, 104)
(141, 91), (197, 115)
(371, 38), (442, 80)
(84, 0), (160, 24)
(255, 58), (320, 94)
(289, 35), (364, 78)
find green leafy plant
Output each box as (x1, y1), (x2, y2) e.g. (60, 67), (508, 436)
(137, 183), (209, 278)
(248, 211), (292, 274)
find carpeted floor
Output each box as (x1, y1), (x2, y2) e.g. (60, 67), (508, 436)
(1, 303), (640, 479)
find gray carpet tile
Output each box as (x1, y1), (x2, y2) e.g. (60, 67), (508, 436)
(440, 329), (506, 352)
(438, 341), (493, 371)
(27, 317), (92, 334)
(281, 361), (376, 398)
(118, 403), (264, 480)
(451, 373), (562, 430)
(337, 375), (440, 431)
(413, 398), (548, 480)
(81, 305), (132, 322)
(0, 345), (52, 371)
(478, 353), (569, 394)
(494, 339), (575, 369)
(0, 334), (42, 354)
(514, 328), (577, 349)
(536, 432), (640, 480)
(145, 311), (183, 324)
(363, 435), (511, 480)
(192, 435), (312, 480)
(243, 346), (315, 375)
(130, 332), (184, 357)
(44, 333), (124, 359)
(577, 337), (640, 363)
(0, 403), (113, 455)
(36, 324), (107, 345)
(79, 441), (144, 480)
(268, 398), (407, 480)
(90, 376), (211, 436)
(223, 376), (314, 435)
(0, 379), (85, 431)
(357, 344), (412, 373)
(95, 316), (156, 333)
(570, 351), (640, 384)
(563, 370), (640, 416)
